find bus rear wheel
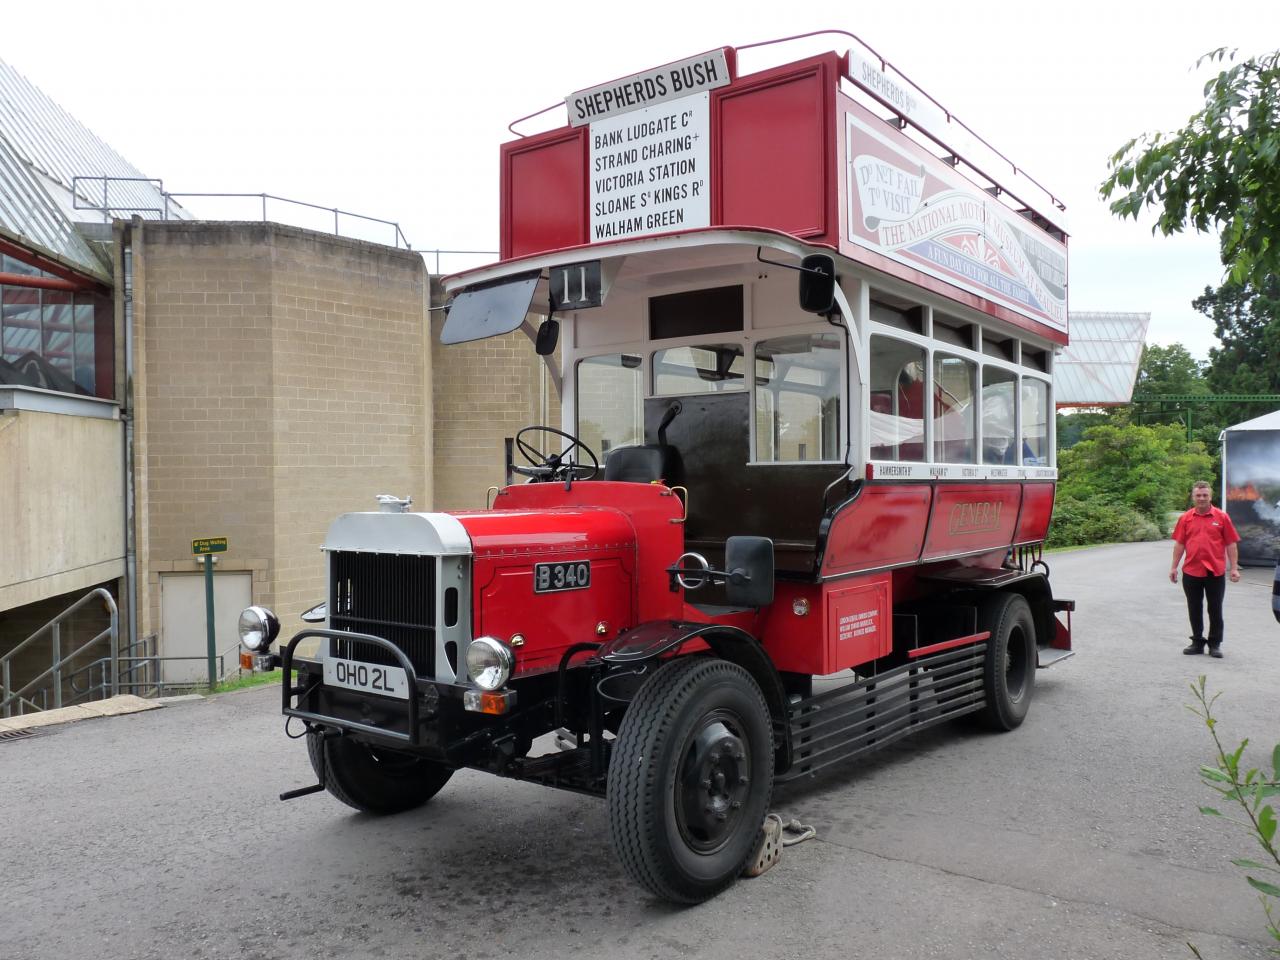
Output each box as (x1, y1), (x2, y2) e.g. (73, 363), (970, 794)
(975, 593), (1036, 731)
(607, 656), (774, 903)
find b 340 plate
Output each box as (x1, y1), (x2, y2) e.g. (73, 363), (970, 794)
(534, 560), (591, 593)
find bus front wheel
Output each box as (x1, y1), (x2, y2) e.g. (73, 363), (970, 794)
(607, 656), (774, 903)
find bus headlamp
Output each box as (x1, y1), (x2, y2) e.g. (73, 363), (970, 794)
(238, 605), (280, 652)
(466, 636), (514, 690)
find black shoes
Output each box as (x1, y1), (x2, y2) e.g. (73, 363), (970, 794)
(1183, 640), (1225, 658)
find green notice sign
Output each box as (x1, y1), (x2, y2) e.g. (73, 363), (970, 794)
(192, 537), (228, 555)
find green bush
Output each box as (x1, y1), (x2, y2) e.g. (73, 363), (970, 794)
(1046, 495), (1163, 548)
(1057, 422), (1213, 520)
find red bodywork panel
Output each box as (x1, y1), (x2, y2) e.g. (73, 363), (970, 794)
(822, 484), (932, 576)
(824, 481), (1054, 579)
(501, 53), (843, 259)
(922, 484), (1022, 560)
(455, 507), (637, 676)
(501, 127), (587, 260)
(1015, 482), (1056, 543)
(464, 482), (685, 676)
(761, 575), (891, 675)
(714, 55), (838, 240)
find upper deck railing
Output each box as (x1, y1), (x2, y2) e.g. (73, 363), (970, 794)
(505, 30), (1065, 237)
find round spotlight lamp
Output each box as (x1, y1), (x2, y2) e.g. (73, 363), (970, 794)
(466, 636), (514, 690)
(238, 605), (280, 652)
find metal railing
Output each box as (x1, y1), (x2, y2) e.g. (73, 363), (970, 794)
(113, 632), (160, 698)
(0, 598), (280, 716)
(70, 176), (500, 271)
(71, 176), (413, 250)
(0, 588), (118, 718)
(421, 249), (498, 274)
(168, 192), (413, 250)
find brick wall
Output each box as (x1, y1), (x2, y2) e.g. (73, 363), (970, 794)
(429, 279), (561, 511)
(133, 222), (426, 643)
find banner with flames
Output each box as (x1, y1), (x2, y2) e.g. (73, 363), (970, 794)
(1224, 430), (1280, 564)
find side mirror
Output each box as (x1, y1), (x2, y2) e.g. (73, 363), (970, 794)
(535, 318), (560, 356)
(798, 254), (836, 315)
(300, 601), (327, 623)
(724, 536), (775, 608)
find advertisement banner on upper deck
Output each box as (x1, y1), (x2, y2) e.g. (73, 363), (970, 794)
(843, 105), (1067, 334)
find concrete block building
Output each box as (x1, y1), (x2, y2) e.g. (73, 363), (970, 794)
(126, 220), (429, 679)
(0, 57), (551, 706)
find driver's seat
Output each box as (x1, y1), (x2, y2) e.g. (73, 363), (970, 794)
(603, 444), (669, 483)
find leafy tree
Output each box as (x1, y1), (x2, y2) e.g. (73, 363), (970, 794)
(1130, 344), (1214, 432)
(1056, 409), (1112, 450)
(1100, 48), (1280, 290)
(1057, 421), (1212, 523)
(1195, 277), (1280, 426)
(1136, 343), (1209, 397)
(1046, 495), (1161, 547)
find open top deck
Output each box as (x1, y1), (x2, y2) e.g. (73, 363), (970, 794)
(439, 36), (1065, 581)
(487, 37), (1067, 343)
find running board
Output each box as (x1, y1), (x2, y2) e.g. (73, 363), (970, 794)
(778, 643), (987, 783)
(1037, 647), (1075, 668)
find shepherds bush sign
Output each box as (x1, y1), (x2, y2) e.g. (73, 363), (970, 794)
(570, 51), (729, 244)
(566, 50), (730, 126)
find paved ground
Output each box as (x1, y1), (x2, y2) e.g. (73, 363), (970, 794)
(3, 540), (1277, 960)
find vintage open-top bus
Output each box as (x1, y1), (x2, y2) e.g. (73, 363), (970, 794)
(242, 33), (1074, 903)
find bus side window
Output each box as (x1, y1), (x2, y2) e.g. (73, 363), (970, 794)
(1022, 377), (1051, 466)
(933, 353), (976, 463)
(754, 333), (842, 462)
(869, 335), (926, 462)
(577, 354), (644, 455)
(982, 366), (1018, 465)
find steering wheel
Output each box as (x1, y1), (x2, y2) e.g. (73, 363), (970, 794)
(513, 426), (600, 482)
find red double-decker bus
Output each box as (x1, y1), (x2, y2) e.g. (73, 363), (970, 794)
(244, 33), (1074, 904)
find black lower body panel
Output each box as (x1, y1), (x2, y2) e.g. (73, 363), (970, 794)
(778, 643), (986, 782)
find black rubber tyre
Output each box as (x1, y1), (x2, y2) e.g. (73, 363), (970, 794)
(307, 732), (453, 814)
(607, 656), (774, 903)
(975, 593), (1036, 731)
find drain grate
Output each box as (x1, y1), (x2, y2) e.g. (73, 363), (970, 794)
(0, 727), (42, 744)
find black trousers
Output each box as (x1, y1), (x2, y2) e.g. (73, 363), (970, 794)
(1182, 573), (1227, 647)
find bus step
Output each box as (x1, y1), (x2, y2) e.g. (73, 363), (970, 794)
(1036, 647), (1075, 668)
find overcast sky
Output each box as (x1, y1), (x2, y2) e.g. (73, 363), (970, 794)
(6, 0), (1278, 358)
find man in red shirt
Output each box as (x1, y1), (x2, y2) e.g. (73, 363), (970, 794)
(1170, 480), (1241, 657)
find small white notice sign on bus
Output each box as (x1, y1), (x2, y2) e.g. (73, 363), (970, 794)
(588, 92), (710, 244)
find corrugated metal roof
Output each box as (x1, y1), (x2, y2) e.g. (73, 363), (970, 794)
(1055, 311), (1150, 406)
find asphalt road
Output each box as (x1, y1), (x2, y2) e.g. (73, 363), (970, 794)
(4, 540), (1277, 960)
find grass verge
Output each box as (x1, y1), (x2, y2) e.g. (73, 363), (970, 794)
(210, 669), (290, 694)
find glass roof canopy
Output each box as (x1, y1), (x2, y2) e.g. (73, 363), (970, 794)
(0, 58), (187, 281)
(1054, 311), (1150, 407)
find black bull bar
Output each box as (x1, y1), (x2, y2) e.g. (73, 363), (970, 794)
(281, 628), (427, 746)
